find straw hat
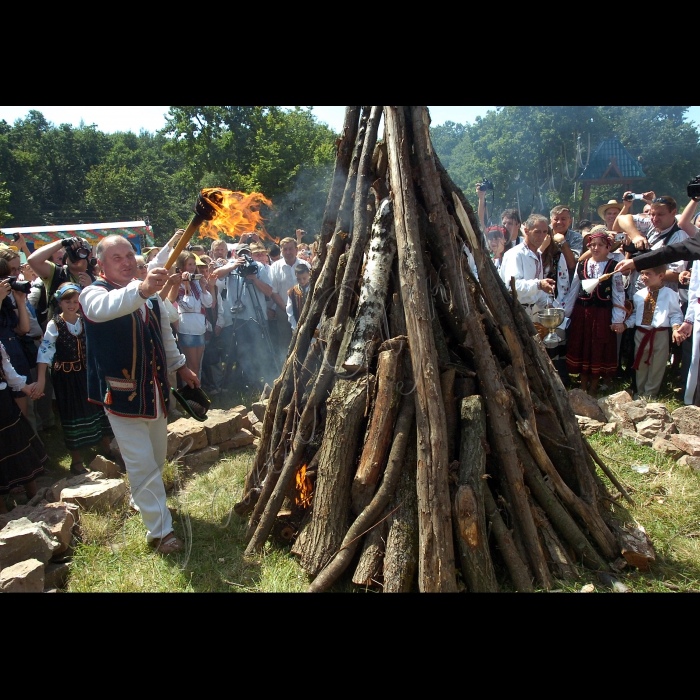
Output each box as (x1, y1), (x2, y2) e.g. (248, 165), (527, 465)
(597, 200), (625, 220)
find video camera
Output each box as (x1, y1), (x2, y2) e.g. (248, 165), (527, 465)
(623, 193), (645, 201)
(233, 252), (258, 279)
(477, 179), (494, 192)
(688, 175), (700, 201)
(2, 276), (31, 294)
(61, 237), (92, 264)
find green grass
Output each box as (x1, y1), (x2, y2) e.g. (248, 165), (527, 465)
(17, 367), (700, 592)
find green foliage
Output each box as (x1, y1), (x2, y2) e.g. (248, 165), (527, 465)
(164, 106), (337, 239)
(0, 107), (338, 245)
(431, 106), (700, 223)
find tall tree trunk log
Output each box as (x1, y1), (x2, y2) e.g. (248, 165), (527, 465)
(384, 430), (419, 592)
(453, 396), (499, 592)
(351, 343), (404, 514)
(293, 375), (373, 576)
(385, 105), (456, 592)
(308, 393), (415, 593)
(317, 107), (361, 269)
(482, 485), (534, 593)
(352, 519), (387, 587)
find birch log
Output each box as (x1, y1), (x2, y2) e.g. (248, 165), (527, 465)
(343, 196), (397, 371)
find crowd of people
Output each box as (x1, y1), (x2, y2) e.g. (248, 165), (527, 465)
(5, 183), (700, 551)
(476, 185), (700, 405)
(0, 226), (313, 552)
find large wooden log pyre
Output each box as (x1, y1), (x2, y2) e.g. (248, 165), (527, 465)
(236, 106), (650, 592)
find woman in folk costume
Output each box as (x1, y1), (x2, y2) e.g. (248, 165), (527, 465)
(174, 251), (213, 376)
(676, 261), (700, 405)
(0, 337), (46, 513)
(564, 230), (626, 396)
(33, 283), (113, 475)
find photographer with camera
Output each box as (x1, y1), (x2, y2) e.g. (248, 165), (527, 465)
(27, 235), (97, 322)
(0, 248), (34, 421)
(211, 242), (275, 393)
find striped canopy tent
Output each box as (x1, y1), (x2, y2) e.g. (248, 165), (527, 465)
(0, 221), (154, 255)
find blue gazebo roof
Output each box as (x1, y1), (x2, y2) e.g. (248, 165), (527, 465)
(579, 138), (645, 181)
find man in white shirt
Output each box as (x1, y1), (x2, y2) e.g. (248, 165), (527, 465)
(499, 214), (557, 320)
(268, 237), (310, 364)
(80, 235), (199, 555)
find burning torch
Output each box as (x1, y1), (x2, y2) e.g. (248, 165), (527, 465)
(163, 189), (224, 270)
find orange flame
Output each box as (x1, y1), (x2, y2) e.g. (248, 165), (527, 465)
(198, 188), (274, 242)
(295, 464), (313, 509)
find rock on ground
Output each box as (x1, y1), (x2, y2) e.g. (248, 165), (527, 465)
(678, 455), (700, 472)
(671, 406), (700, 437)
(0, 518), (60, 568)
(166, 419), (208, 459)
(182, 446), (221, 473)
(60, 479), (127, 511)
(652, 437), (684, 459)
(598, 391), (633, 423)
(569, 389), (607, 422)
(670, 434), (700, 457)
(0, 558), (45, 593)
(0, 502), (79, 555)
(88, 455), (123, 479)
(576, 416), (605, 436)
(621, 429), (653, 447)
(201, 409), (245, 445)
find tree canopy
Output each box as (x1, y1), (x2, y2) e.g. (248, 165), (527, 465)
(0, 106), (337, 244)
(430, 106), (700, 224)
(2, 107), (699, 246)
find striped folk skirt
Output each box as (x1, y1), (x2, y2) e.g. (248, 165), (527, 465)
(566, 303), (618, 378)
(52, 366), (113, 451)
(0, 386), (47, 494)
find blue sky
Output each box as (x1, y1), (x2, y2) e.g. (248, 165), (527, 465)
(4, 106), (696, 135)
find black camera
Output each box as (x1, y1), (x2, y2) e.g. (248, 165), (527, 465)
(61, 237), (92, 263)
(688, 175), (700, 201)
(2, 233), (20, 242)
(3, 276), (31, 295)
(234, 253), (258, 278)
(477, 179), (494, 192)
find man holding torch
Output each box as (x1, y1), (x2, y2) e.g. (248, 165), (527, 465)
(80, 235), (199, 554)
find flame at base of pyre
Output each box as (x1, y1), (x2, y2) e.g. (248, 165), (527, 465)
(295, 464), (313, 509)
(197, 188), (274, 242)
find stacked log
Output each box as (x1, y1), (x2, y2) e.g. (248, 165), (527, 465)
(236, 106), (644, 592)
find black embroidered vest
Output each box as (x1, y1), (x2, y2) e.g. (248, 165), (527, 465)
(53, 315), (85, 372)
(83, 279), (170, 418)
(577, 259), (615, 307)
(289, 284), (308, 323)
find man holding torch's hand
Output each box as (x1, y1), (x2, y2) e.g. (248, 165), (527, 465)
(80, 235), (199, 555)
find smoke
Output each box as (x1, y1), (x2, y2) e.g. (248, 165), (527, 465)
(266, 163), (335, 241)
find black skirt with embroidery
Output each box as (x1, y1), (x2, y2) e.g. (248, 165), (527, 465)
(0, 385), (47, 494)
